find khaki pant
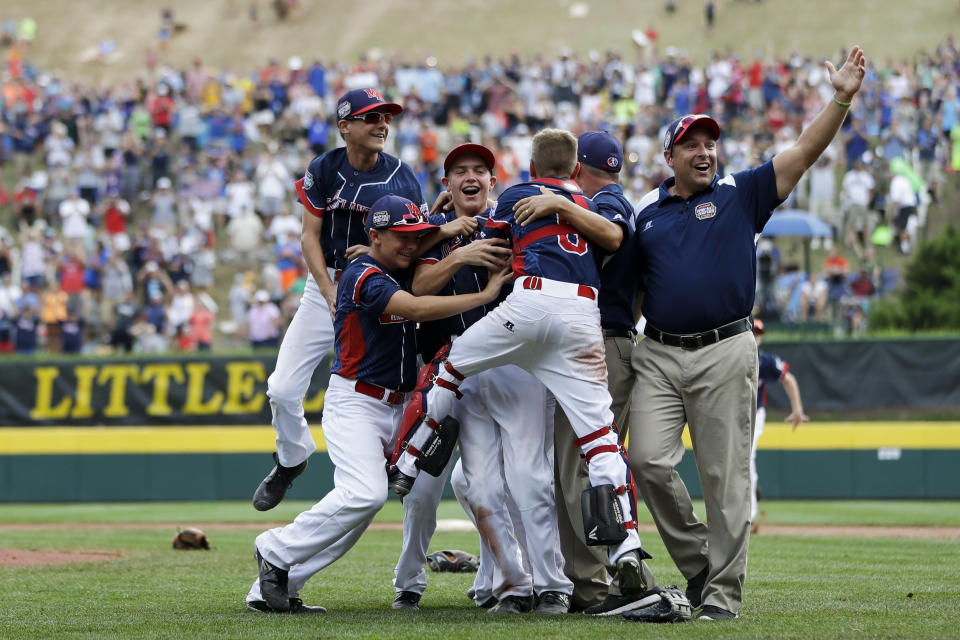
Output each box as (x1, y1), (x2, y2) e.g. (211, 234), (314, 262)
(554, 334), (654, 609)
(628, 331), (757, 614)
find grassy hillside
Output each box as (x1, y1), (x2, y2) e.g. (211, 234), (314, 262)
(2, 0), (957, 81)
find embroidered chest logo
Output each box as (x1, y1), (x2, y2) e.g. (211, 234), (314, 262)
(694, 202), (717, 220)
(503, 321), (515, 332)
(642, 220), (654, 232)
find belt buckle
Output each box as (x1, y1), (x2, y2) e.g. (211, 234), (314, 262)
(680, 334), (699, 350)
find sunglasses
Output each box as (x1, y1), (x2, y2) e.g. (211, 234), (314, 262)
(345, 111), (393, 125)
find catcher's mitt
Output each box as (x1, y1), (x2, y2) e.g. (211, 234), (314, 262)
(426, 549), (479, 573)
(172, 527), (210, 550)
(621, 586), (692, 623)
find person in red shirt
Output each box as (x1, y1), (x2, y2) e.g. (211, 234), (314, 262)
(189, 296), (216, 351)
(101, 193), (132, 251)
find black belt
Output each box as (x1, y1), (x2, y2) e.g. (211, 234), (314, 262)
(602, 328), (635, 339)
(644, 318), (752, 351)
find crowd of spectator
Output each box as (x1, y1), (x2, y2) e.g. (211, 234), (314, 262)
(1, 16), (958, 353)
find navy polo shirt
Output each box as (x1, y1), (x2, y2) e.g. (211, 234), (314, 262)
(592, 183), (636, 331)
(634, 160), (783, 335)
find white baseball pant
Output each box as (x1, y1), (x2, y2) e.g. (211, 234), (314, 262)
(750, 406), (766, 521)
(266, 272), (335, 467)
(253, 373), (404, 586)
(396, 277), (643, 563)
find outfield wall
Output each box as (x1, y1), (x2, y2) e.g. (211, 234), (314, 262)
(1, 340), (958, 501)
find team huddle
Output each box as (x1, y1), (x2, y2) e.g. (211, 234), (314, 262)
(243, 47), (866, 622)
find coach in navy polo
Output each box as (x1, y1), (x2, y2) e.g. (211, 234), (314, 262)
(628, 48), (867, 621)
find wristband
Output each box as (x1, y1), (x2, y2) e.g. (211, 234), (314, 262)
(833, 95), (852, 108)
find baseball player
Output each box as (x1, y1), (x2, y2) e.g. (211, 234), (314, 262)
(388, 129), (652, 594)
(751, 319), (808, 530)
(248, 194), (512, 613)
(391, 143), (571, 614)
(253, 88), (456, 512)
(512, 131), (661, 616)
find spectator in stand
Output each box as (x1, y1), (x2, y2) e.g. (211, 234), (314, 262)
(168, 279), (196, 336)
(14, 303), (39, 354)
(110, 291), (138, 353)
(806, 155), (837, 244)
(247, 289), (280, 349)
(0, 306), (13, 353)
(40, 280), (68, 353)
(151, 176), (178, 231)
(59, 189), (91, 244)
(840, 156), (876, 253)
(823, 245), (850, 306)
(228, 273), (251, 332)
(190, 294), (217, 351)
(227, 205), (265, 266)
(887, 165), (919, 254)
(224, 169), (257, 227)
(57, 247), (87, 318)
(61, 311), (84, 354)
(799, 272), (829, 322)
(255, 143), (292, 219)
(101, 191), (132, 252)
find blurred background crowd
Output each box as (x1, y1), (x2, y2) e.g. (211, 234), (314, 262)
(0, 9), (957, 355)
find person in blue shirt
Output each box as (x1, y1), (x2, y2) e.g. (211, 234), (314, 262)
(750, 319), (808, 532)
(628, 47), (866, 621)
(247, 194), (510, 614)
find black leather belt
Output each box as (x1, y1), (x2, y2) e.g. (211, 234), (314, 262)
(644, 318), (752, 351)
(602, 328), (635, 339)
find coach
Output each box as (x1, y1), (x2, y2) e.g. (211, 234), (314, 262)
(628, 47), (867, 620)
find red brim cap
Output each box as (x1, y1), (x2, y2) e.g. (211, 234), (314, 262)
(665, 114), (722, 151)
(443, 143), (496, 173)
(389, 222), (438, 233)
(352, 101), (404, 116)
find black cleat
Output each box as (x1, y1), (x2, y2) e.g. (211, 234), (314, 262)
(252, 452), (308, 511)
(616, 550), (649, 593)
(387, 466), (415, 497)
(392, 591), (422, 611)
(697, 604), (737, 620)
(246, 597), (326, 613)
(255, 548), (290, 612)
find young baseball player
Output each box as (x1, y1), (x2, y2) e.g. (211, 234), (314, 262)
(751, 319), (808, 530)
(391, 144), (572, 614)
(253, 88), (459, 512)
(512, 131), (664, 616)
(388, 129), (652, 593)
(247, 194), (512, 613)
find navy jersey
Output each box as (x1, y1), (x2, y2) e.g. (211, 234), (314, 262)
(482, 178), (601, 288)
(295, 147), (428, 272)
(634, 161), (784, 334)
(61, 319), (84, 353)
(592, 183), (636, 331)
(331, 255), (418, 391)
(416, 208), (506, 339)
(757, 349), (788, 409)
(14, 315), (38, 353)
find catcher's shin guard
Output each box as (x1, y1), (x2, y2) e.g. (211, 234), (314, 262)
(577, 423), (640, 546)
(389, 342), (464, 468)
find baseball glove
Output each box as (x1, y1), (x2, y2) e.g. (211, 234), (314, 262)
(171, 527), (210, 550)
(621, 586), (693, 623)
(426, 549), (479, 573)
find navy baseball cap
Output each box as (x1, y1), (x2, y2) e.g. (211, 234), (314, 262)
(662, 114), (722, 153)
(365, 195), (437, 234)
(443, 143), (496, 174)
(336, 88), (403, 121)
(577, 131), (623, 173)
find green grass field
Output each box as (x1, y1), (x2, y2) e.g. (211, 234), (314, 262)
(1, 500), (958, 639)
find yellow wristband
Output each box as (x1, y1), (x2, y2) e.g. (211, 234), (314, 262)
(833, 95), (852, 108)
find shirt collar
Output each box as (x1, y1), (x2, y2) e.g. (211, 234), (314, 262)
(656, 174), (719, 207)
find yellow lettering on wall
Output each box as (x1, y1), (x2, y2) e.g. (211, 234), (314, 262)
(70, 366), (99, 418)
(302, 388), (325, 412)
(29, 366), (72, 420)
(222, 362), (266, 414)
(182, 362), (224, 415)
(97, 365), (140, 418)
(141, 364), (185, 416)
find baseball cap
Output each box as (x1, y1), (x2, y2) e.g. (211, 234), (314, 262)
(254, 289), (270, 303)
(577, 131), (623, 173)
(443, 143), (496, 174)
(662, 114), (722, 153)
(365, 195), (437, 234)
(753, 318), (765, 335)
(336, 88), (403, 121)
